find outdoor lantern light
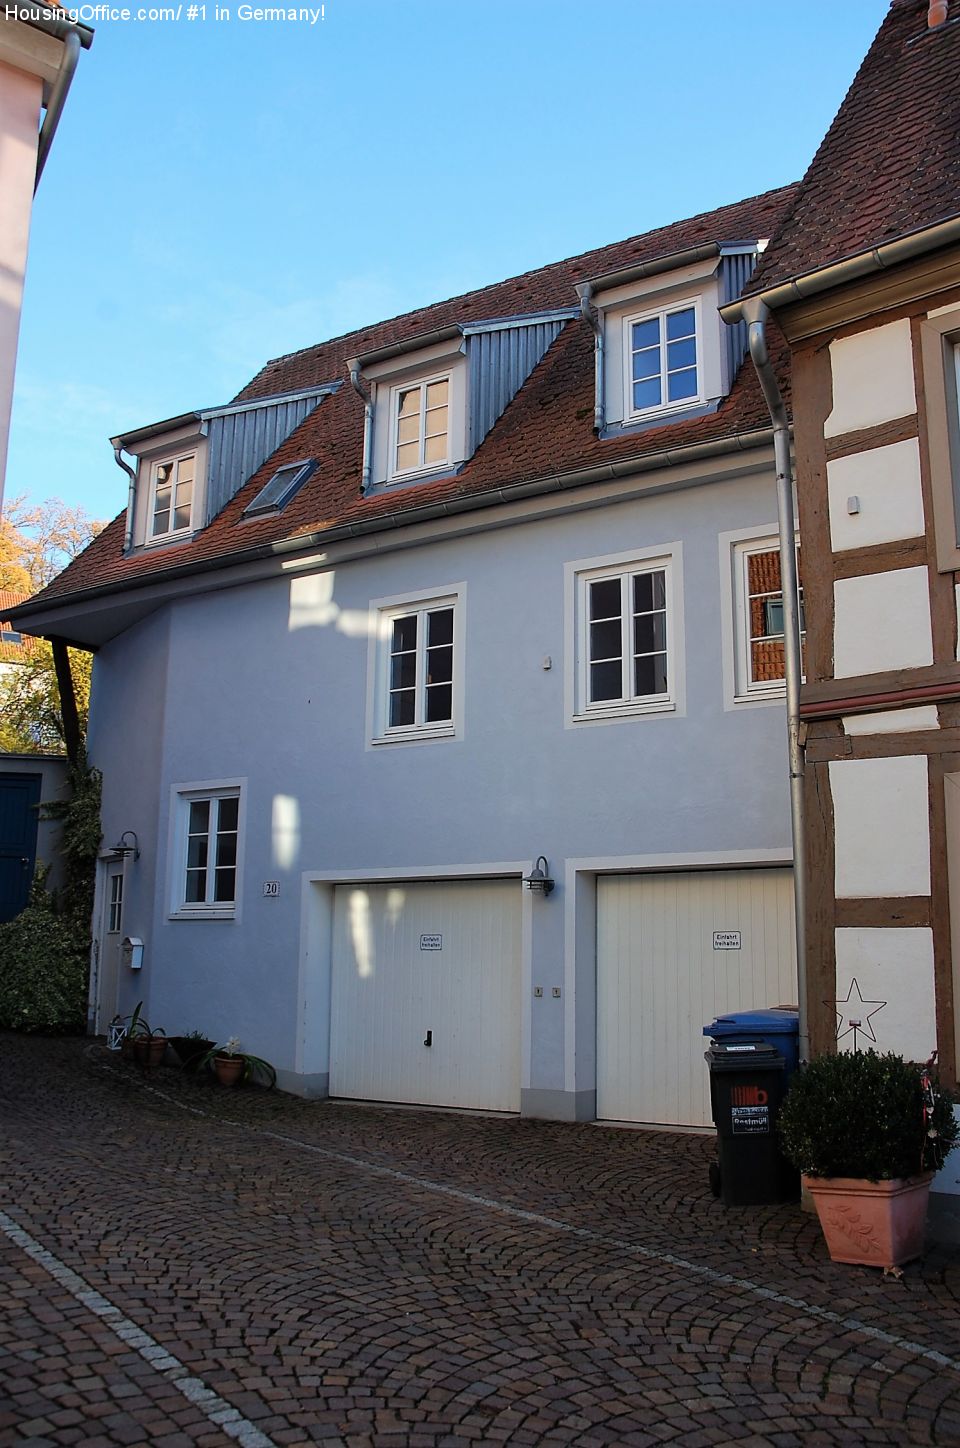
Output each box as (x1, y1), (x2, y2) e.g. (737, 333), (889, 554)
(111, 830), (140, 860)
(107, 1015), (126, 1051)
(524, 856), (555, 897)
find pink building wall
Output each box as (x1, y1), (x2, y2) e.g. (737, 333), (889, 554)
(0, 58), (43, 504)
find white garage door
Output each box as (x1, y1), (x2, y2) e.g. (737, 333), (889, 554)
(597, 869), (796, 1128)
(330, 878), (521, 1112)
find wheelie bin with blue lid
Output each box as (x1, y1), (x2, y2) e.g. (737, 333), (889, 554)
(702, 1008), (801, 1206)
(703, 1007), (800, 1080)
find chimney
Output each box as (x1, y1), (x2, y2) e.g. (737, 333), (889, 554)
(928, 0), (949, 27)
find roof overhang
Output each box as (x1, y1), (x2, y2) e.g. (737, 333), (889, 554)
(111, 384), (340, 451)
(354, 324), (463, 369)
(576, 241), (757, 298)
(9, 424), (776, 649)
(111, 412), (201, 451)
(7, 7), (94, 47)
(720, 214), (960, 324)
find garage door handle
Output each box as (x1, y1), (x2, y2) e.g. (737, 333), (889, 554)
(423, 1029), (432, 1048)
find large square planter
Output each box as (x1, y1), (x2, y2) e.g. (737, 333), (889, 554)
(803, 1172), (933, 1269)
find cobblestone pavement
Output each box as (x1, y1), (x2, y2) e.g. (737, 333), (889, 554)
(2, 1036), (960, 1447)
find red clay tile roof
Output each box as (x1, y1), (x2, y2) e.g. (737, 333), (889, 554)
(26, 185), (797, 612)
(0, 590), (37, 661)
(749, 0), (960, 294)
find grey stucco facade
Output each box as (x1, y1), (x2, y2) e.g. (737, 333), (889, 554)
(87, 447), (794, 1118)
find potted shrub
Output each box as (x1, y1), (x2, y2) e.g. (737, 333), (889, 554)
(778, 1050), (958, 1269)
(199, 1036), (276, 1089)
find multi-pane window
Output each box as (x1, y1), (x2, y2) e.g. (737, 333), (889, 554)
(584, 565), (670, 709)
(738, 543), (805, 693)
(183, 793), (239, 907)
(151, 453), (195, 537)
(627, 304), (699, 416)
(387, 604), (454, 730)
(393, 377), (449, 475)
(108, 872), (123, 934)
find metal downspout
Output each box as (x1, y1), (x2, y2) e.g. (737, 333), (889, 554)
(576, 283), (604, 433)
(35, 29), (81, 190)
(347, 359), (373, 493)
(114, 446), (137, 552)
(742, 298), (809, 1064)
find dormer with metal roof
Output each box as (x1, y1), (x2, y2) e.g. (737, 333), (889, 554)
(576, 239), (767, 439)
(112, 382), (339, 552)
(348, 307), (578, 496)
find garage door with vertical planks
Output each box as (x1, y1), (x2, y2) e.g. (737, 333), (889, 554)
(330, 878), (521, 1112)
(597, 869), (796, 1128)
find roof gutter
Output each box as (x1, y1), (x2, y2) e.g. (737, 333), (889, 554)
(737, 296), (808, 1065)
(34, 24), (83, 190)
(10, 425), (776, 625)
(580, 240), (722, 295)
(111, 411), (201, 451)
(720, 215), (960, 325)
(355, 323), (463, 368)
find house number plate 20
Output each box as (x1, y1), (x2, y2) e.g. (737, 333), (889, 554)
(263, 881), (280, 897)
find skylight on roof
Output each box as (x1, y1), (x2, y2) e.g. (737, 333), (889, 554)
(243, 459), (317, 518)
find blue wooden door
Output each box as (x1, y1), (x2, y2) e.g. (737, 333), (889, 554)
(0, 773), (42, 923)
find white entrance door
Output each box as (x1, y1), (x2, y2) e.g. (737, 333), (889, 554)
(330, 878), (521, 1112)
(597, 868), (796, 1127)
(94, 858), (125, 1033)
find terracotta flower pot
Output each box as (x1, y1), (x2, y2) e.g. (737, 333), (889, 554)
(133, 1035), (168, 1068)
(214, 1054), (244, 1087)
(803, 1172), (933, 1269)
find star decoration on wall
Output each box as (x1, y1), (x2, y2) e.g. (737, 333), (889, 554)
(830, 977), (888, 1046)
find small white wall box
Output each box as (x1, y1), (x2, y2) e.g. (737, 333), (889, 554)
(121, 936), (144, 971)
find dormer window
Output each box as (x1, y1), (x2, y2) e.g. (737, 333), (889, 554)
(626, 301), (701, 418)
(150, 452), (196, 539)
(392, 375), (450, 478)
(580, 243), (762, 438)
(353, 335), (467, 491)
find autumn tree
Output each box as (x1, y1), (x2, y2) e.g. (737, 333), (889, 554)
(0, 494), (103, 590)
(0, 496), (104, 754)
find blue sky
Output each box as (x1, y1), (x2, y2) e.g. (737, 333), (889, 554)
(9, 0), (890, 524)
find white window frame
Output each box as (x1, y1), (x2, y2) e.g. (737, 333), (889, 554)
(720, 527), (804, 708)
(919, 307), (960, 571)
(367, 584), (465, 746)
(567, 545), (683, 725)
(107, 870), (123, 934)
(148, 449), (197, 541)
(387, 371), (452, 481)
(168, 779), (245, 920)
(622, 296), (703, 422)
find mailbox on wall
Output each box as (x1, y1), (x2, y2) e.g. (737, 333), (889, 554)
(121, 936), (143, 971)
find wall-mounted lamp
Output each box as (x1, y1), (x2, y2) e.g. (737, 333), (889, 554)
(111, 830), (140, 861)
(524, 855), (555, 897)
